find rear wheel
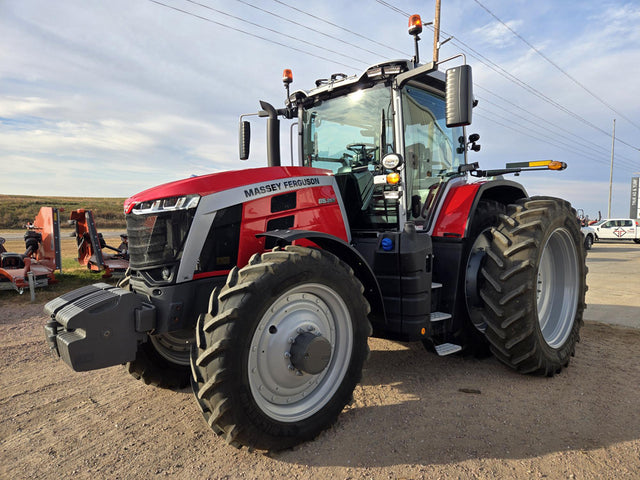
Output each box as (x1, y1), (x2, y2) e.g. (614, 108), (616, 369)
(191, 246), (371, 451)
(479, 197), (587, 375)
(465, 199), (506, 334)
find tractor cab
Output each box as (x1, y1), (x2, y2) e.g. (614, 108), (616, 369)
(297, 60), (468, 233)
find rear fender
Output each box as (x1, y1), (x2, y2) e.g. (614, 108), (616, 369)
(433, 180), (528, 239)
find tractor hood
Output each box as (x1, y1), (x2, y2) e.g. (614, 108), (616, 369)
(124, 166), (331, 213)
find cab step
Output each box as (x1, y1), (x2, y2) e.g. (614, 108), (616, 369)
(430, 311), (452, 322)
(434, 343), (462, 356)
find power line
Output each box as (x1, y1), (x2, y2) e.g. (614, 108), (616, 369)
(183, 0), (369, 66)
(146, 0), (355, 69)
(374, 0), (408, 17)
(233, 0), (389, 60)
(472, 0), (640, 133)
(476, 105), (638, 171)
(475, 111), (638, 173)
(151, 0), (639, 171)
(475, 85), (638, 166)
(476, 102), (605, 165)
(271, 0), (407, 57)
(438, 27), (640, 152)
(374, 1), (640, 153)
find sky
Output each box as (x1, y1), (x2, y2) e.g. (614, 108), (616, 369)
(2, 0), (639, 219)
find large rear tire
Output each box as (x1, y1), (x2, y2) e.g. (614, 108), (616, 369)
(479, 197), (587, 375)
(191, 246), (371, 451)
(463, 199), (506, 349)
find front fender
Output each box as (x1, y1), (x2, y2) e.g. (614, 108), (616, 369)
(258, 229), (386, 328)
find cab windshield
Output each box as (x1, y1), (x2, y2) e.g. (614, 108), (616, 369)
(301, 84), (397, 229)
(301, 83), (394, 172)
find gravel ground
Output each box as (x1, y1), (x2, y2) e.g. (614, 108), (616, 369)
(1, 241), (639, 479)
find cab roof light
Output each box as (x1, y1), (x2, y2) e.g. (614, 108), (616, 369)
(282, 69), (293, 85)
(384, 65), (402, 75)
(367, 67), (383, 78)
(408, 14), (423, 36)
(366, 64), (405, 79)
(283, 68), (293, 101)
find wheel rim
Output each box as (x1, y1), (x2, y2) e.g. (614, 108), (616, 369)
(536, 228), (579, 348)
(248, 283), (353, 422)
(150, 329), (194, 366)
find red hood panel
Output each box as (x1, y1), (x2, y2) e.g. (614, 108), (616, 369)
(124, 167), (331, 213)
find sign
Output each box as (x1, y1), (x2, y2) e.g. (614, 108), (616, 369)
(631, 177), (640, 219)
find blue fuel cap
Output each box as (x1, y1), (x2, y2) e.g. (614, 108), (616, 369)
(381, 237), (393, 251)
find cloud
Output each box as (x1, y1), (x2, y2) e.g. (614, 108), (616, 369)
(471, 19), (524, 48)
(0, 0), (638, 219)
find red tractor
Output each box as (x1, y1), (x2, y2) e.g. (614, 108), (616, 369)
(44, 16), (587, 451)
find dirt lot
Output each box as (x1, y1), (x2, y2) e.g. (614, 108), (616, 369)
(1, 242), (639, 479)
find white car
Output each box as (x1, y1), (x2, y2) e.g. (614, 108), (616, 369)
(591, 218), (640, 244)
(581, 225), (596, 250)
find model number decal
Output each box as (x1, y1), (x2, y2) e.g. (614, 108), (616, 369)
(243, 177), (320, 199)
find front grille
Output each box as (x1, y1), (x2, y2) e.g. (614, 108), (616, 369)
(126, 209), (196, 269)
(197, 204), (242, 272)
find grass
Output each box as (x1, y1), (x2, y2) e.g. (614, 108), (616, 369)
(0, 194), (126, 230)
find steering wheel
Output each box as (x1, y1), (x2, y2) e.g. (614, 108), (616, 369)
(346, 143), (378, 159)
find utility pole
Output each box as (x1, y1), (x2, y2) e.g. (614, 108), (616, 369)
(608, 118), (616, 218)
(433, 0), (441, 63)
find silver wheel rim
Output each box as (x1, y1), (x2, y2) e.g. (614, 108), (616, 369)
(150, 329), (194, 366)
(536, 227), (579, 348)
(248, 283), (353, 422)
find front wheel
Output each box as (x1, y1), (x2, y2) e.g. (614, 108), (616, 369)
(191, 246), (371, 451)
(479, 197), (587, 375)
(126, 330), (194, 388)
(584, 234), (594, 250)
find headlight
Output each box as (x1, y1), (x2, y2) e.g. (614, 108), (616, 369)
(132, 194), (200, 214)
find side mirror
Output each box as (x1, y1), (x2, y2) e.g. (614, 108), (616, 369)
(445, 65), (473, 128)
(239, 121), (251, 160)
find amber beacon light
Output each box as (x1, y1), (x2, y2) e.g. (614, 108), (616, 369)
(282, 69), (293, 85)
(408, 14), (423, 35)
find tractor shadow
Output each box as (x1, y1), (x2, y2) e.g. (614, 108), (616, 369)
(276, 322), (640, 467)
